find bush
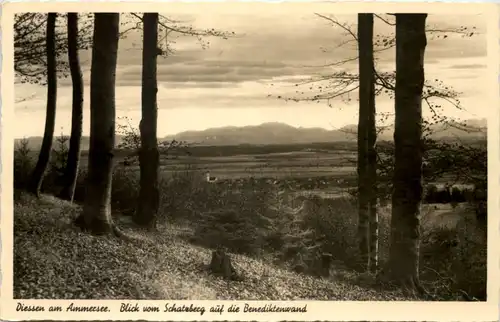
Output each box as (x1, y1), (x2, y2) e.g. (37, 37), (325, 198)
(109, 167), (140, 216)
(284, 196), (359, 267)
(41, 134), (70, 195)
(156, 164), (217, 223)
(188, 184), (388, 274)
(420, 215), (486, 300)
(13, 136), (72, 197)
(14, 138), (33, 190)
(451, 187), (465, 203)
(282, 195), (392, 272)
(424, 184), (438, 204)
(187, 181), (275, 256)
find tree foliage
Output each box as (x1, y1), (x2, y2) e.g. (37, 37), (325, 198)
(271, 14), (476, 127)
(116, 116), (191, 166)
(14, 12), (235, 85)
(14, 13), (93, 84)
(122, 13), (236, 57)
(272, 13), (486, 204)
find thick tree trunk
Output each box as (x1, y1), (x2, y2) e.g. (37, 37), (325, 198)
(59, 13), (83, 202)
(357, 13), (374, 271)
(133, 13), (160, 228)
(76, 13), (120, 235)
(28, 13), (57, 197)
(388, 13), (427, 291)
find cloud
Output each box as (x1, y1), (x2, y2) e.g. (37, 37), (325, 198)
(15, 10), (489, 139)
(116, 58), (323, 87)
(162, 81), (237, 89)
(51, 11), (486, 94)
(448, 63), (487, 69)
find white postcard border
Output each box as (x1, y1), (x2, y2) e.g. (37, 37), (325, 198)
(1, 2), (499, 321)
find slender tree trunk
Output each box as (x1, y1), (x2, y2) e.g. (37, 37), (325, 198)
(388, 13), (427, 292)
(357, 13), (373, 271)
(361, 13), (379, 273)
(368, 159), (379, 273)
(133, 13), (160, 228)
(59, 13), (83, 202)
(28, 13), (57, 197)
(75, 13), (120, 235)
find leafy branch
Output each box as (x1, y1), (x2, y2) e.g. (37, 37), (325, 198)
(116, 116), (191, 166)
(270, 13), (480, 133)
(14, 13), (94, 84)
(121, 13), (237, 57)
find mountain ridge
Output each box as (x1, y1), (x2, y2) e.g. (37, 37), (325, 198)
(16, 119), (487, 150)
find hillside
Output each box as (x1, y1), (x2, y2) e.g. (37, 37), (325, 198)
(14, 191), (408, 300)
(15, 118), (486, 150)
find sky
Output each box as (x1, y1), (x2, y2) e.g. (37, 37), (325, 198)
(14, 8), (489, 138)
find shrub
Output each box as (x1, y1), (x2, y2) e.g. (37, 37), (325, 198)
(420, 216), (486, 300)
(42, 133), (70, 195)
(424, 184), (438, 204)
(14, 138), (33, 189)
(157, 164), (213, 223)
(287, 195), (359, 267)
(107, 163), (230, 222)
(182, 180), (397, 276)
(188, 181), (275, 256)
(191, 207), (269, 256)
(453, 216), (487, 300)
(285, 195), (392, 272)
(451, 187), (465, 203)
(110, 167), (140, 216)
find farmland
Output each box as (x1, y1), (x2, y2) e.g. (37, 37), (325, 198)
(104, 141), (483, 230)
(84, 143), (360, 200)
(39, 136), (481, 205)
(129, 150), (354, 181)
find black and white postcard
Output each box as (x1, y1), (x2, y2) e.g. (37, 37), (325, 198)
(1, 1), (499, 321)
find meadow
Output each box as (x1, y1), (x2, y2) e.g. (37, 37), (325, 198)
(13, 140), (487, 300)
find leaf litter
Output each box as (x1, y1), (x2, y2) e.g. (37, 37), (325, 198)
(14, 191), (406, 300)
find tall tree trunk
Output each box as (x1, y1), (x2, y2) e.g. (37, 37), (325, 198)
(28, 13), (57, 197)
(133, 13), (160, 228)
(388, 13), (427, 292)
(75, 13), (120, 235)
(356, 13), (373, 271)
(59, 13), (83, 202)
(361, 13), (379, 273)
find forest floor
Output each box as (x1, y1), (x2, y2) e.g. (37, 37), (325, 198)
(13, 191), (409, 300)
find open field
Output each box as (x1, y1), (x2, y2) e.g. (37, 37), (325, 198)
(31, 139), (480, 204)
(102, 145), (357, 178)
(135, 154), (354, 182)
(83, 147), (360, 197)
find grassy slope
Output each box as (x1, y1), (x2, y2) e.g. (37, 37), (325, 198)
(14, 191), (408, 301)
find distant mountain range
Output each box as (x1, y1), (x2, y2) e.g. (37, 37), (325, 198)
(16, 119), (487, 151)
(162, 118), (487, 145)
